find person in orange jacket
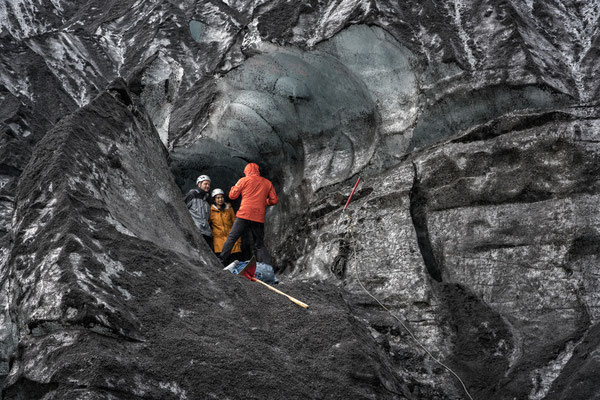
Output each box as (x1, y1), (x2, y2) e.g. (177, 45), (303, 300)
(209, 188), (242, 263)
(218, 163), (278, 266)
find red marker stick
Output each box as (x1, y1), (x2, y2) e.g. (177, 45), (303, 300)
(344, 177), (361, 211)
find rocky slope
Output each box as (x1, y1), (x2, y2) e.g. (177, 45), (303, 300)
(1, 0), (600, 399)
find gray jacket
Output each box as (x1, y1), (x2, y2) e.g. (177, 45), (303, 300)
(184, 188), (212, 237)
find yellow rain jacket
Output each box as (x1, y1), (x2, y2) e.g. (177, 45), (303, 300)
(209, 203), (242, 253)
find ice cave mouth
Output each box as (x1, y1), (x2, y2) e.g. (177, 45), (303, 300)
(162, 25), (577, 275)
(165, 23), (576, 202)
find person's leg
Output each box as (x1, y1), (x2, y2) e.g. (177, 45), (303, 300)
(219, 218), (249, 264)
(249, 221), (272, 265)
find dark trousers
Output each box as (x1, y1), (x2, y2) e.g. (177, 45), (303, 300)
(215, 251), (243, 266)
(219, 217), (272, 265)
(203, 235), (213, 249)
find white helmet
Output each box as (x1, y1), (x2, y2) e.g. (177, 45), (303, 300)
(196, 175), (211, 185)
(211, 188), (225, 198)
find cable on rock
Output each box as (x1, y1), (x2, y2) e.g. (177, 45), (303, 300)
(341, 177), (475, 400)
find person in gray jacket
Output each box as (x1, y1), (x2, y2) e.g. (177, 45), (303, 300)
(184, 174), (212, 246)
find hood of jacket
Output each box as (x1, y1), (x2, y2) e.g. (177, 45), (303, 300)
(197, 188), (210, 200)
(211, 203), (230, 211)
(244, 163), (260, 177)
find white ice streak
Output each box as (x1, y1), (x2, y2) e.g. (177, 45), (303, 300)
(198, 21), (234, 49)
(20, 198), (57, 242)
(27, 248), (65, 321)
(96, 253), (130, 300)
(0, 68), (33, 101)
(106, 214), (136, 237)
(140, 38), (172, 67)
(132, 0), (146, 9)
(96, 24), (126, 75)
(242, 18), (265, 53)
(308, 0), (371, 47)
(6, 122), (31, 138)
(525, 0), (534, 13)
(0, 0), (44, 39)
(542, 0), (600, 101)
(155, 188), (171, 204)
(528, 340), (580, 400)
(28, 32), (104, 107)
(178, 42), (203, 82)
(71, 250), (132, 304)
(222, 0), (260, 13)
(447, 0), (477, 70)
(49, 0), (64, 13)
(159, 381), (189, 399)
(140, 55), (183, 145)
(178, 309), (192, 318)
(23, 331), (77, 381)
(0, 0), (66, 39)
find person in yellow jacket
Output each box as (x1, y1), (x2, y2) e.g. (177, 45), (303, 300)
(209, 188), (242, 263)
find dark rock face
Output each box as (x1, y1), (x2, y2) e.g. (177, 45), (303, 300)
(281, 105), (600, 399)
(1, 0), (600, 399)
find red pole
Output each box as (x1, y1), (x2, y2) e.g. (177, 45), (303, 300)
(344, 177), (361, 211)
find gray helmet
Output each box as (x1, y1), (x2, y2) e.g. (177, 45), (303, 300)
(211, 188), (225, 198)
(196, 175), (211, 185)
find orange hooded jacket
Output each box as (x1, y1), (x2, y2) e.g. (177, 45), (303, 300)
(229, 163), (278, 223)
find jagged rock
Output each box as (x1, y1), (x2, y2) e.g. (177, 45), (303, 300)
(281, 105), (600, 399)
